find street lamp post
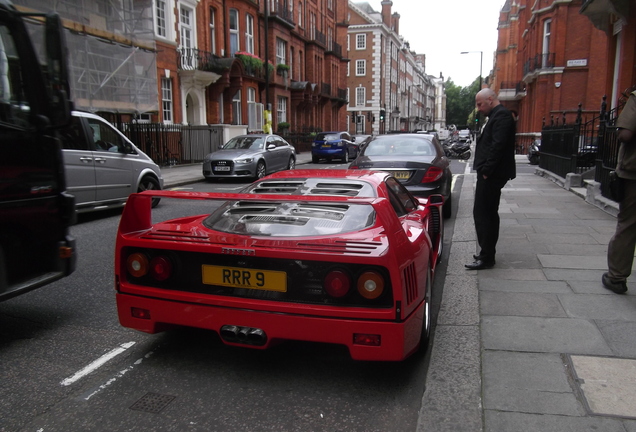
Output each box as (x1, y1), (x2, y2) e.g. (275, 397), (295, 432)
(461, 51), (483, 137)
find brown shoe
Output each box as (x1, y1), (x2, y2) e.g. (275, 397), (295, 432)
(602, 272), (628, 294)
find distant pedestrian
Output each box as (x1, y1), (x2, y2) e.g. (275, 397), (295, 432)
(603, 89), (636, 294)
(466, 88), (516, 270)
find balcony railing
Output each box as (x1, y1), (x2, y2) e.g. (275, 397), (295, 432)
(326, 41), (342, 58)
(500, 81), (526, 94)
(313, 29), (326, 47)
(177, 48), (220, 72)
(523, 53), (555, 76)
(321, 82), (331, 96)
(269, 1), (295, 26)
(337, 88), (347, 102)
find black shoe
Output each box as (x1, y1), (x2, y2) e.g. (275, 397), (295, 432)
(465, 259), (495, 270)
(602, 272), (628, 294)
(473, 254), (482, 260)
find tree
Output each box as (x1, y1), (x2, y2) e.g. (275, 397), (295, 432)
(445, 76), (482, 127)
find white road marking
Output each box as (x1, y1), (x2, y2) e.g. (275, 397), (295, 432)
(60, 342), (136, 386)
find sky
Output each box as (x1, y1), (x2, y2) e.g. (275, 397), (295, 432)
(390, 0), (505, 87)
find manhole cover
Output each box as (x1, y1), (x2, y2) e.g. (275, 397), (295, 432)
(570, 355), (636, 418)
(130, 392), (176, 413)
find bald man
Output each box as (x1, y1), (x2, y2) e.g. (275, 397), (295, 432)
(465, 88), (516, 270)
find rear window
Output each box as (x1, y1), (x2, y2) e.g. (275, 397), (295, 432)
(315, 133), (340, 141)
(364, 137), (435, 157)
(203, 201), (376, 237)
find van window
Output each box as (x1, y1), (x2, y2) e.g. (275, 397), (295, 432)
(59, 116), (89, 150)
(0, 25), (30, 128)
(87, 117), (125, 152)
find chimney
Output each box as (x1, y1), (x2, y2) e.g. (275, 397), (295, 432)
(381, 0), (392, 28)
(392, 12), (400, 34)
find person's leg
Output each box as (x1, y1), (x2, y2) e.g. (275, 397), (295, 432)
(473, 177), (506, 261)
(607, 178), (636, 281)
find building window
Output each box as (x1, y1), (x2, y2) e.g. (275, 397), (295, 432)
(542, 19), (551, 68)
(356, 87), (365, 107)
(327, 27), (333, 51)
(180, 6), (193, 49)
(209, 8), (216, 54)
(327, 0), (333, 10)
(161, 78), (173, 123)
(290, 47), (294, 80)
(229, 9), (239, 56)
(310, 12), (316, 40)
(276, 38), (286, 65)
(356, 34), (366, 50)
(277, 96), (287, 124)
(245, 14), (254, 54)
(155, 0), (167, 37)
(298, 1), (303, 27)
(232, 90), (242, 125)
(355, 59), (366, 76)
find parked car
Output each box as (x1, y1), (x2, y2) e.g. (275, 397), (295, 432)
(352, 134), (373, 150)
(202, 134), (296, 180)
(311, 131), (358, 163)
(348, 133), (453, 218)
(115, 169), (443, 361)
(458, 129), (471, 142)
(60, 111), (163, 213)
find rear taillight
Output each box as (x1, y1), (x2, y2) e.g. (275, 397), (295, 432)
(126, 252), (174, 281)
(421, 166), (443, 183)
(349, 164), (359, 169)
(324, 270), (351, 298)
(357, 271), (385, 299)
(150, 256), (173, 281)
(127, 253), (149, 278)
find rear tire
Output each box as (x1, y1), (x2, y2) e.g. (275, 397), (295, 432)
(420, 270), (432, 349)
(138, 175), (161, 208)
(312, 155), (319, 163)
(287, 156), (296, 170)
(343, 151), (349, 163)
(442, 193), (452, 219)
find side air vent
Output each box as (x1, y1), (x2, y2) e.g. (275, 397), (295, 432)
(250, 181), (305, 194)
(403, 263), (418, 305)
(310, 182), (364, 196)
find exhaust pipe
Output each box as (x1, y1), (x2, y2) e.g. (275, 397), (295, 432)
(220, 325), (267, 346)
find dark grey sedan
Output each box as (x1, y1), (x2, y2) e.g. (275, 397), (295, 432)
(348, 133), (453, 218)
(203, 134), (296, 180)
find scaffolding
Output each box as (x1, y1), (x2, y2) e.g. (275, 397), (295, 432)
(13, 0), (158, 114)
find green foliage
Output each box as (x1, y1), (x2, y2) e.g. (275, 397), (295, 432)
(236, 51), (264, 73)
(277, 121), (290, 129)
(445, 76), (483, 127)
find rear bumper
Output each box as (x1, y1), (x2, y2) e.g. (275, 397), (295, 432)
(116, 292), (425, 361)
(311, 148), (346, 158)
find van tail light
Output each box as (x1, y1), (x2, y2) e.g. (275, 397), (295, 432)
(421, 166), (443, 183)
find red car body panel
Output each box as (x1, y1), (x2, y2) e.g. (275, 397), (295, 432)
(115, 170), (442, 361)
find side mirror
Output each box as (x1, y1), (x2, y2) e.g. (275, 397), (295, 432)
(267, 144), (276, 150)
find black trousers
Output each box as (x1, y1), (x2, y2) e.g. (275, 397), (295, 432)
(473, 175), (508, 260)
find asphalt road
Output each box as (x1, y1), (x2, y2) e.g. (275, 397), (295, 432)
(0, 160), (469, 432)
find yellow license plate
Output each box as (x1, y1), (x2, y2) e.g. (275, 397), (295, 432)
(202, 265), (287, 292)
(392, 171), (410, 179)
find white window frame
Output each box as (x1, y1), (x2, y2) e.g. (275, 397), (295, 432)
(356, 34), (366, 50)
(277, 96), (287, 124)
(229, 9), (240, 56)
(276, 38), (286, 65)
(298, 1), (303, 27)
(232, 90), (242, 125)
(179, 6), (194, 49)
(209, 7), (216, 54)
(155, 0), (167, 37)
(356, 87), (365, 107)
(245, 14), (254, 54)
(161, 77), (173, 123)
(355, 59), (366, 76)
(542, 19), (551, 68)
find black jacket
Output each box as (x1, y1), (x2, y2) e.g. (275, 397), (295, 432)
(474, 104), (516, 180)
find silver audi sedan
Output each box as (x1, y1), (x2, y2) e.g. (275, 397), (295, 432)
(203, 134), (296, 180)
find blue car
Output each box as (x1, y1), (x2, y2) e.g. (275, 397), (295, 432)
(311, 131), (358, 163)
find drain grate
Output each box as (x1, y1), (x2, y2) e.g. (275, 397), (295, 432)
(130, 392), (176, 413)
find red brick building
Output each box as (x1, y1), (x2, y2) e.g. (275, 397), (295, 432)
(493, 0), (608, 140)
(580, 0), (635, 108)
(154, 0), (349, 134)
